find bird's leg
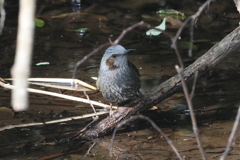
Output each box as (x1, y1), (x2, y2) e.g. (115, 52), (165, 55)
(109, 103), (113, 116)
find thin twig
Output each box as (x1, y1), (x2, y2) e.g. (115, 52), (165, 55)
(171, 0), (213, 68)
(188, 19), (194, 57)
(171, 44), (186, 68)
(72, 42), (110, 79)
(63, 115), (100, 142)
(69, 115), (99, 140)
(0, 81), (117, 109)
(110, 115), (183, 160)
(0, 111), (108, 131)
(190, 71), (198, 99)
(85, 142), (96, 157)
(112, 21), (144, 45)
(189, 0), (212, 57)
(170, 1), (213, 160)
(84, 91), (98, 118)
(220, 106), (240, 160)
(175, 65), (206, 160)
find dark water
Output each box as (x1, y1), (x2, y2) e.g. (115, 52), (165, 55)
(0, 0), (240, 159)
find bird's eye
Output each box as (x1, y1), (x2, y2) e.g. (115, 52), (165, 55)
(112, 54), (117, 58)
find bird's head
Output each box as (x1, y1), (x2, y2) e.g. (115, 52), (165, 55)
(101, 45), (135, 70)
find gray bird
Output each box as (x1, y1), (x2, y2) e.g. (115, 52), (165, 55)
(97, 45), (141, 114)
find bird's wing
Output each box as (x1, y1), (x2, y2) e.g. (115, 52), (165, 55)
(127, 61), (141, 93)
(128, 61), (140, 78)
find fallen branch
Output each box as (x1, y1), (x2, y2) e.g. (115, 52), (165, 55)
(83, 26), (240, 138)
(0, 111), (108, 131)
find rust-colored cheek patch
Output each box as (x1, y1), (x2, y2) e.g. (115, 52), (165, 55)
(106, 57), (118, 69)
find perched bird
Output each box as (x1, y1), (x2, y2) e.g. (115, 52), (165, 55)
(97, 45), (141, 114)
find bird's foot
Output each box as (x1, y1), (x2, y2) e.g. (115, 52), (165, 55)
(109, 103), (113, 116)
(109, 107), (115, 116)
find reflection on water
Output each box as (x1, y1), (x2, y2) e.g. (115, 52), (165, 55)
(0, 0), (240, 159)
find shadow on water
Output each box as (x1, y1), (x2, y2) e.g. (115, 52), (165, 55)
(0, 0), (240, 159)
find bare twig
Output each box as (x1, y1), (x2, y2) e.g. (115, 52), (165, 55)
(110, 115), (183, 160)
(0, 111), (108, 132)
(189, 0), (212, 57)
(175, 65), (206, 160)
(188, 19), (194, 57)
(220, 106), (240, 160)
(11, 0), (36, 111)
(171, 0), (213, 66)
(85, 142), (96, 157)
(170, 1), (213, 160)
(190, 72), (198, 99)
(84, 91), (98, 117)
(112, 21), (144, 45)
(72, 42), (110, 79)
(0, 81), (117, 109)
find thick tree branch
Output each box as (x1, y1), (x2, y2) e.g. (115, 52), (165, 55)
(83, 26), (240, 138)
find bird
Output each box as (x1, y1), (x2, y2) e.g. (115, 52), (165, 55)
(97, 45), (141, 115)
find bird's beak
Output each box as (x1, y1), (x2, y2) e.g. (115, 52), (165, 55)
(124, 49), (136, 54)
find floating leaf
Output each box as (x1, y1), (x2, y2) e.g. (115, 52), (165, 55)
(157, 9), (186, 20)
(36, 62), (50, 66)
(157, 9), (184, 15)
(35, 18), (45, 27)
(146, 18), (166, 36)
(66, 28), (89, 38)
(74, 28), (89, 33)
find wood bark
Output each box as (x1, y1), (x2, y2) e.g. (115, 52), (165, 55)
(83, 26), (240, 138)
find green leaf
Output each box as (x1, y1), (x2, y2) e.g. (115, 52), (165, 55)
(35, 18), (45, 27)
(74, 28), (89, 33)
(157, 9), (182, 15)
(157, 9), (186, 20)
(146, 18), (166, 36)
